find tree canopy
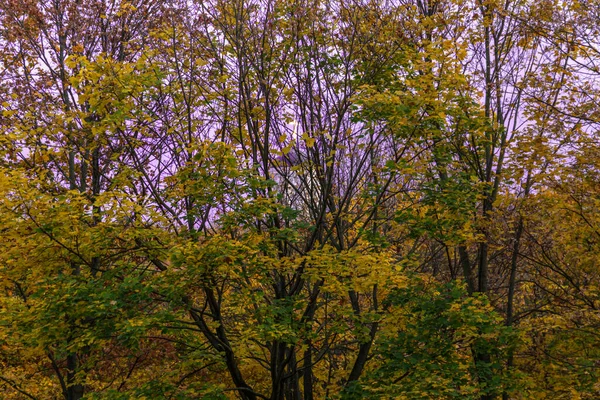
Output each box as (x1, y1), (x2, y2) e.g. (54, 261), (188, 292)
(1, 0), (600, 399)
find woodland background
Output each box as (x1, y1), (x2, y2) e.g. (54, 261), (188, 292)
(1, 0), (600, 399)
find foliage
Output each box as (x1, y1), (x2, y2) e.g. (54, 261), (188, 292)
(1, 0), (600, 399)
(345, 278), (522, 399)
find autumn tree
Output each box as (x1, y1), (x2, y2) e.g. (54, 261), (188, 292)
(1, 0), (600, 399)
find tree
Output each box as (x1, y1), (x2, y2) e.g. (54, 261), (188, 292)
(2, 1), (600, 399)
